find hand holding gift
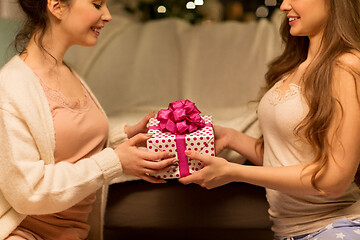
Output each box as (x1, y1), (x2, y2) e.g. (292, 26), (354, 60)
(147, 100), (215, 179)
(115, 133), (178, 183)
(178, 150), (234, 189)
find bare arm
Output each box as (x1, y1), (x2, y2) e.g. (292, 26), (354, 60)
(180, 153), (323, 195)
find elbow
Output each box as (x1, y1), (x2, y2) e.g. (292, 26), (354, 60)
(9, 193), (59, 215)
(317, 181), (350, 197)
(321, 188), (346, 197)
(10, 196), (42, 215)
(310, 169), (354, 197)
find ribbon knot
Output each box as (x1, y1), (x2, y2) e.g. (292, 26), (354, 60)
(157, 100), (205, 134)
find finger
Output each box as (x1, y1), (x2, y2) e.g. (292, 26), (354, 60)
(143, 157), (178, 170)
(141, 174), (166, 184)
(178, 171), (213, 189)
(126, 133), (152, 146)
(145, 111), (156, 121)
(139, 111), (156, 126)
(178, 173), (198, 185)
(138, 148), (176, 161)
(184, 150), (210, 164)
(144, 161), (178, 175)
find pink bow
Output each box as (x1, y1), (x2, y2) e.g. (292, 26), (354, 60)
(157, 100), (205, 134)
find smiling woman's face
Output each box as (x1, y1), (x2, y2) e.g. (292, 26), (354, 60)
(56, 0), (112, 47)
(280, 0), (329, 38)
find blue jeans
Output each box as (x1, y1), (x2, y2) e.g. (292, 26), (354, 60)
(276, 217), (360, 240)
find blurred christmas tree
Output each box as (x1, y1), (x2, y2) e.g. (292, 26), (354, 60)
(117, 0), (207, 24)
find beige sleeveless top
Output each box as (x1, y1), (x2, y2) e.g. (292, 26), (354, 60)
(17, 78), (109, 240)
(258, 79), (360, 238)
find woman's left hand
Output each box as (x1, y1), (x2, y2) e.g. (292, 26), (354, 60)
(178, 150), (234, 189)
(125, 111), (155, 139)
(213, 125), (233, 154)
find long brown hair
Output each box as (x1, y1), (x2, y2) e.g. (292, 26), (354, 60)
(261, 0), (360, 190)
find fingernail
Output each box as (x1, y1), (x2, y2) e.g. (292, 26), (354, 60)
(170, 166), (178, 170)
(168, 153), (176, 158)
(172, 160), (179, 166)
(146, 133), (153, 138)
(184, 150), (190, 155)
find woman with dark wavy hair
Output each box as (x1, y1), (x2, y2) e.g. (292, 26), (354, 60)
(0, 0), (177, 239)
(180, 0), (360, 239)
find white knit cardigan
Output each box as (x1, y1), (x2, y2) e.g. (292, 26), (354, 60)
(0, 55), (128, 240)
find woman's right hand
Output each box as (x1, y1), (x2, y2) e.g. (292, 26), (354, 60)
(115, 133), (178, 183)
(178, 150), (234, 189)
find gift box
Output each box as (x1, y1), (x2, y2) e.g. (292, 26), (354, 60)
(147, 100), (215, 179)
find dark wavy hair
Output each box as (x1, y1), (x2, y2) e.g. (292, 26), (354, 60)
(259, 0), (360, 190)
(14, 0), (72, 54)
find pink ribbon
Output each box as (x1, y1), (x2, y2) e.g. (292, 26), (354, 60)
(175, 134), (190, 177)
(157, 100), (205, 135)
(150, 100), (209, 177)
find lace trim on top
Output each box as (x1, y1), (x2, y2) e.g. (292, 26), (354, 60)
(40, 80), (90, 111)
(268, 79), (302, 105)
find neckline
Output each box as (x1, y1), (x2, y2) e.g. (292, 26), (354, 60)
(15, 55), (91, 111)
(39, 79), (90, 111)
(268, 79), (302, 105)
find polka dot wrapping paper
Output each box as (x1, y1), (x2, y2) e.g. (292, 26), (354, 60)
(147, 115), (215, 179)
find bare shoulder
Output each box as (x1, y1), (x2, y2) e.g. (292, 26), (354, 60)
(336, 50), (360, 74)
(332, 51), (360, 102)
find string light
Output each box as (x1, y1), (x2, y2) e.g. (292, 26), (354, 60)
(194, 0), (204, 5)
(186, 1), (196, 10)
(265, 0), (277, 7)
(157, 6), (166, 13)
(256, 5), (269, 18)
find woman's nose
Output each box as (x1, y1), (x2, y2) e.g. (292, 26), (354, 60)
(280, 0), (292, 12)
(102, 5), (112, 23)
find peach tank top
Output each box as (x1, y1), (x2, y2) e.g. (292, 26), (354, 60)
(17, 79), (109, 240)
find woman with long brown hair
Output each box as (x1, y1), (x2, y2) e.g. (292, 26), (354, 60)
(179, 0), (360, 239)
